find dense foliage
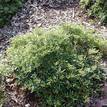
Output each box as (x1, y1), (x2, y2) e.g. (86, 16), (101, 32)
(0, 0), (23, 27)
(0, 24), (106, 106)
(80, 0), (107, 24)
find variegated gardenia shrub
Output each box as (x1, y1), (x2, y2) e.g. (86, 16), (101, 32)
(0, 24), (106, 107)
(0, 0), (23, 27)
(80, 0), (107, 24)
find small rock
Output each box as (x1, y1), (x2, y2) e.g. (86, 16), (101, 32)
(25, 103), (30, 107)
(6, 78), (14, 83)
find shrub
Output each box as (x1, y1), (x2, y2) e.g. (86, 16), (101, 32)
(80, 0), (107, 24)
(0, 24), (106, 106)
(0, 0), (23, 27)
(80, 0), (93, 9)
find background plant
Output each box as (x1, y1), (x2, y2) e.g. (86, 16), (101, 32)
(0, 24), (106, 107)
(0, 0), (23, 27)
(80, 0), (107, 24)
